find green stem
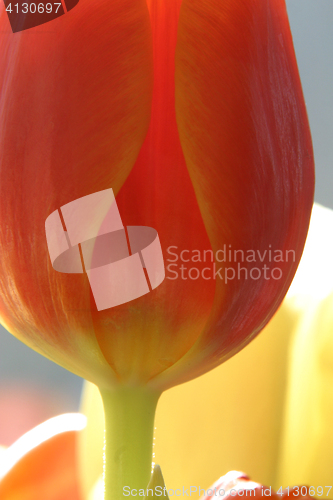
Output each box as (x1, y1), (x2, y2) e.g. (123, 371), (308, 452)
(99, 386), (161, 500)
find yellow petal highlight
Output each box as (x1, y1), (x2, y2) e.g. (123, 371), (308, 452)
(78, 383), (105, 500)
(277, 291), (333, 486)
(87, 477), (104, 500)
(154, 304), (297, 496)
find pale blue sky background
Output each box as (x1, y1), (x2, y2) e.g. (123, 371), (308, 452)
(0, 1), (332, 418)
(286, 0), (333, 210)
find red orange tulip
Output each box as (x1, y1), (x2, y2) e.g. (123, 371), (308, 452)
(0, 0), (314, 390)
(0, 0), (314, 497)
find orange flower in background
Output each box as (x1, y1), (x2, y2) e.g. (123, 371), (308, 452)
(0, 414), (85, 500)
(0, 0), (314, 391)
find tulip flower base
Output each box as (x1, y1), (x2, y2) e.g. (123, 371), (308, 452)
(100, 386), (160, 500)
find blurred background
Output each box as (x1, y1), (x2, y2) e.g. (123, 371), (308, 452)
(0, 0), (332, 446)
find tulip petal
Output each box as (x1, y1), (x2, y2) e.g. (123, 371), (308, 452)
(85, 0), (216, 384)
(0, 0), (153, 386)
(152, 0), (314, 388)
(0, 0), (217, 387)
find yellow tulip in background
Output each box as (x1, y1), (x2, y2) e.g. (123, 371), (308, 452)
(80, 203), (333, 500)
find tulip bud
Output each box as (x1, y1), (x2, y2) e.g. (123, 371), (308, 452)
(0, 0), (314, 392)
